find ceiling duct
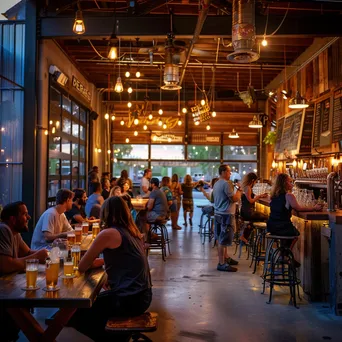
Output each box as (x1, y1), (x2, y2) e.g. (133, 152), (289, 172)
(227, 0), (259, 64)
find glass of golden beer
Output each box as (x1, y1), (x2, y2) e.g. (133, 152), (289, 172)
(67, 231), (76, 246)
(25, 259), (39, 290)
(45, 258), (60, 291)
(63, 257), (75, 278)
(92, 223), (100, 239)
(71, 245), (81, 270)
(75, 227), (82, 245)
(82, 222), (89, 235)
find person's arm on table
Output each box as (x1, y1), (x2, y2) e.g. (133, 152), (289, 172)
(286, 193), (322, 212)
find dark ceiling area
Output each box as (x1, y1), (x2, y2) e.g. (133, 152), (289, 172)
(36, 0), (342, 96)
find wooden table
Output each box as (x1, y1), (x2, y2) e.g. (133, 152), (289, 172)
(131, 199), (149, 211)
(80, 233), (94, 253)
(0, 265), (107, 341)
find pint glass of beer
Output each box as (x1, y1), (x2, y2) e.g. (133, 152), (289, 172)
(67, 231), (76, 246)
(71, 245), (81, 270)
(82, 222), (89, 235)
(92, 223), (100, 239)
(26, 259), (39, 289)
(75, 227), (82, 245)
(45, 258), (60, 291)
(63, 257), (75, 277)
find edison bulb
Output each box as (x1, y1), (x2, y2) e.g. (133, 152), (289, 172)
(168, 137), (172, 143)
(182, 107), (187, 114)
(44, 130), (48, 136)
(261, 38), (268, 47)
(98, 148), (102, 153)
(163, 123), (167, 129)
(111, 115), (115, 121)
(52, 127), (56, 134)
(125, 71), (130, 78)
(206, 124), (211, 131)
(127, 102), (132, 108)
(201, 99), (206, 106)
(143, 125), (148, 130)
(56, 121), (60, 128)
(125, 138), (130, 143)
(49, 120), (53, 125)
(211, 111), (217, 117)
(136, 71), (141, 78)
(107, 149), (111, 154)
(158, 120), (163, 126)
(195, 121), (200, 126)
(104, 113), (109, 120)
(133, 118), (139, 125)
(120, 119), (125, 126)
(158, 109), (163, 115)
(148, 114), (153, 120)
(127, 87), (133, 94)
(153, 136), (157, 141)
(134, 131), (138, 136)
(177, 119), (182, 126)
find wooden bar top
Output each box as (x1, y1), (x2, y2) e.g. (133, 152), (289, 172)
(131, 198), (149, 211)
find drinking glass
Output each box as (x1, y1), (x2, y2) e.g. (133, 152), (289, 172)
(67, 231), (76, 246)
(52, 238), (68, 260)
(75, 226), (82, 245)
(63, 257), (75, 278)
(25, 259), (39, 290)
(71, 245), (81, 270)
(82, 222), (89, 235)
(92, 223), (100, 239)
(45, 258), (60, 291)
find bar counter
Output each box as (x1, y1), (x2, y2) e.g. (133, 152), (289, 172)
(255, 198), (334, 302)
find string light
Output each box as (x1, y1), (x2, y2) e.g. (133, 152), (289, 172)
(120, 119), (125, 126)
(104, 113), (109, 120)
(143, 124), (148, 130)
(136, 71), (141, 78)
(134, 131), (138, 136)
(148, 114), (153, 120)
(182, 107), (187, 114)
(127, 86), (133, 94)
(177, 119), (182, 126)
(211, 111), (217, 118)
(107, 149), (111, 154)
(167, 137), (172, 143)
(133, 118), (139, 125)
(195, 121), (200, 126)
(158, 119), (163, 126)
(111, 115), (115, 121)
(127, 102), (132, 108)
(125, 71), (130, 78)
(125, 138), (130, 143)
(206, 124), (211, 131)
(162, 123), (167, 129)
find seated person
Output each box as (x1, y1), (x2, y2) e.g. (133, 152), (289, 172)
(117, 178), (134, 198)
(146, 178), (168, 223)
(69, 196), (152, 341)
(85, 182), (104, 217)
(110, 177), (117, 188)
(31, 189), (74, 250)
(65, 188), (89, 224)
(0, 202), (49, 341)
(101, 179), (111, 200)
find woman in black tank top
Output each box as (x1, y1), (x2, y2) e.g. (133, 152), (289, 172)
(69, 196), (152, 341)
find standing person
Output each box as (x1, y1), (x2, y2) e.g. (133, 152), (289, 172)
(199, 177), (218, 202)
(101, 179), (111, 200)
(140, 168), (152, 198)
(69, 196), (152, 341)
(160, 176), (180, 230)
(170, 174), (183, 230)
(85, 182), (104, 218)
(0, 202), (49, 341)
(213, 165), (241, 272)
(239, 173), (268, 244)
(181, 174), (200, 227)
(31, 189), (74, 250)
(88, 166), (100, 195)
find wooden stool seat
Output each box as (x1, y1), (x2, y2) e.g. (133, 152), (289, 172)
(253, 222), (267, 229)
(106, 312), (158, 333)
(266, 234), (298, 240)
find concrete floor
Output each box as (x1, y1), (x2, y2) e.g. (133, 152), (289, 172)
(20, 194), (342, 341)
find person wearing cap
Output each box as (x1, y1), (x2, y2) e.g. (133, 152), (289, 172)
(140, 168), (152, 198)
(146, 178), (169, 224)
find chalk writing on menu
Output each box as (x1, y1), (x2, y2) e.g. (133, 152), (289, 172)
(275, 117), (285, 153)
(281, 110), (303, 152)
(299, 106), (314, 153)
(313, 97), (332, 147)
(321, 98), (331, 133)
(332, 88), (342, 143)
(313, 100), (322, 148)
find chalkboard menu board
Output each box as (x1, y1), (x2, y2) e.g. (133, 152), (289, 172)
(275, 117), (285, 153)
(299, 106), (314, 153)
(313, 97), (332, 148)
(332, 88), (342, 143)
(281, 110), (303, 152)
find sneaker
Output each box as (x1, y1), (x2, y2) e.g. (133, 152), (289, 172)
(189, 218), (193, 226)
(226, 257), (239, 265)
(217, 263), (238, 272)
(183, 222), (188, 227)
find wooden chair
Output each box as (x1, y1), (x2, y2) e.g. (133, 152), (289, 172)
(105, 312), (158, 341)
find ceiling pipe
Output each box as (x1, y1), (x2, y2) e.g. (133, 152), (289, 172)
(179, 0), (212, 86)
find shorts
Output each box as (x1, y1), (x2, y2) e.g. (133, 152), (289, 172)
(214, 214), (236, 246)
(182, 198), (194, 213)
(146, 211), (166, 223)
(170, 200), (177, 213)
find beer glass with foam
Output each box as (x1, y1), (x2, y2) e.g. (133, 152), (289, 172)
(26, 259), (39, 289)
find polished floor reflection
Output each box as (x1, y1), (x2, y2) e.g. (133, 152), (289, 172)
(19, 194), (342, 341)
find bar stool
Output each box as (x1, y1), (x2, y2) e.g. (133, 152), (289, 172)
(249, 222), (267, 274)
(262, 234), (301, 308)
(146, 219), (170, 261)
(201, 213), (215, 245)
(233, 217), (251, 259)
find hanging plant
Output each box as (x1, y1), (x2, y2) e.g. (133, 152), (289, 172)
(263, 130), (277, 145)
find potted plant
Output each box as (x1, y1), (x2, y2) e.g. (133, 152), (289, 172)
(263, 130), (277, 145)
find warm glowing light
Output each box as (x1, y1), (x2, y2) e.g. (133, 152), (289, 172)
(104, 113), (109, 120)
(125, 71), (130, 78)
(114, 158), (118, 163)
(127, 102), (132, 108)
(133, 118), (139, 125)
(56, 121), (60, 128)
(168, 137), (172, 143)
(153, 136), (157, 142)
(120, 119), (125, 126)
(108, 47), (117, 60)
(107, 149), (111, 154)
(134, 131), (138, 136)
(211, 111), (217, 117)
(114, 77), (123, 93)
(143, 125), (148, 130)
(201, 99), (206, 106)
(135, 71), (141, 78)
(177, 119), (182, 126)
(72, 11), (85, 35)
(95, 148), (98, 153)
(111, 115), (115, 121)
(162, 123), (167, 129)
(182, 107), (187, 114)
(158, 109), (163, 115)
(98, 148), (102, 153)
(44, 130), (48, 135)
(261, 37), (268, 47)
(293, 160), (297, 167)
(52, 127), (56, 134)
(125, 138), (130, 143)
(272, 160), (276, 168)
(49, 120), (53, 125)
(127, 87), (133, 94)
(195, 121), (200, 126)
(148, 114), (153, 120)
(158, 119), (163, 127)
(206, 124), (211, 131)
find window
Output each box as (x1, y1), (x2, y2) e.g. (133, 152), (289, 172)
(47, 85), (88, 202)
(113, 144), (148, 160)
(223, 146), (257, 160)
(151, 145), (184, 160)
(187, 145), (220, 160)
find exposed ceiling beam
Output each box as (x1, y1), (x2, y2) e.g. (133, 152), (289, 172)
(39, 14), (342, 39)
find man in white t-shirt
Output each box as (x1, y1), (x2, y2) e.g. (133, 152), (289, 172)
(140, 168), (152, 198)
(31, 189), (74, 250)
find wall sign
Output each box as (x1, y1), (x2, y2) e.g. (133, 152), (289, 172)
(332, 88), (342, 143)
(299, 106), (314, 153)
(313, 95), (332, 148)
(191, 103), (211, 123)
(72, 76), (91, 102)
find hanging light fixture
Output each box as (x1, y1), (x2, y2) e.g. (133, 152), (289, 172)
(104, 113), (109, 120)
(158, 119), (163, 127)
(288, 91), (309, 109)
(135, 70), (141, 78)
(127, 86), (133, 94)
(143, 124), (148, 130)
(261, 37), (268, 47)
(114, 39), (123, 93)
(248, 115), (263, 128)
(195, 121), (200, 126)
(177, 119), (182, 126)
(158, 109), (163, 115)
(133, 117), (139, 125)
(111, 114), (115, 121)
(108, 46), (117, 60)
(134, 131), (138, 136)
(125, 138), (130, 143)
(120, 118), (125, 126)
(148, 114), (153, 120)
(125, 70), (130, 78)
(228, 128), (239, 139)
(72, 5), (85, 35)
(201, 99), (206, 106)
(163, 123), (167, 129)
(182, 107), (187, 114)
(211, 111), (217, 118)
(107, 149), (111, 154)
(206, 124), (211, 131)
(261, 7), (269, 48)
(158, 67), (163, 114)
(127, 102), (132, 108)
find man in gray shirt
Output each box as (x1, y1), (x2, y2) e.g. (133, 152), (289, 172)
(213, 164), (242, 272)
(146, 178), (168, 222)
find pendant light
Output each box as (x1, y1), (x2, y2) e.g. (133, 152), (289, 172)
(288, 91), (309, 109)
(229, 128), (239, 139)
(120, 118), (125, 126)
(114, 39), (123, 93)
(248, 115), (263, 128)
(73, 4), (85, 35)
(158, 67), (163, 115)
(108, 47), (117, 60)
